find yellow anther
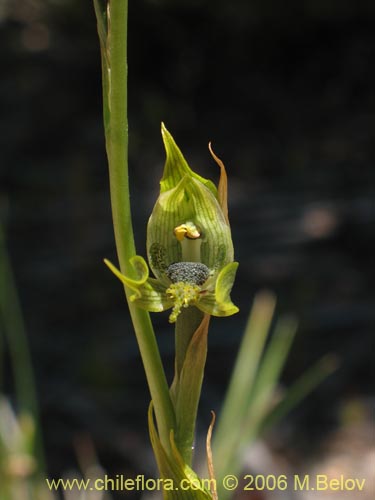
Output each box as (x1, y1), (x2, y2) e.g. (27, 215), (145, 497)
(174, 221), (201, 241)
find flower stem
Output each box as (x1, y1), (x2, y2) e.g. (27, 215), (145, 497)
(175, 307), (204, 377)
(95, 0), (175, 453)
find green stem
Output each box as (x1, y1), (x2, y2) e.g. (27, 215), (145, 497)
(96, 0), (175, 452)
(175, 307), (203, 378)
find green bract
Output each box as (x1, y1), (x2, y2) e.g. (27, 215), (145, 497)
(105, 124), (239, 323)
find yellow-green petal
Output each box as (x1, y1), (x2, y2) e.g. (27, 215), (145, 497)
(104, 256), (149, 298)
(104, 257), (173, 312)
(216, 261), (239, 307)
(198, 262), (239, 317)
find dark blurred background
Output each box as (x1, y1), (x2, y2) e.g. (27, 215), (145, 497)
(0, 0), (374, 494)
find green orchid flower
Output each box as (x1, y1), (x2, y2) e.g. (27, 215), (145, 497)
(105, 124), (239, 323)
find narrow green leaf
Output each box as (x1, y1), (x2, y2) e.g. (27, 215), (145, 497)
(212, 292), (276, 485)
(148, 404), (212, 500)
(260, 354), (339, 432)
(240, 315), (298, 439)
(93, 0), (111, 139)
(93, 0), (108, 50)
(213, 293), (276, 451)
(0, 225), (44, 470)
(174, 314), (210, 465)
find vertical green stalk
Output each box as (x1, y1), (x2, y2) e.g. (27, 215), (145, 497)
(94, 0), (175, 452)
(174, 303), (204, 377)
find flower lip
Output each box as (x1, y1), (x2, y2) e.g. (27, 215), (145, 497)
(166, 262), (210, 286)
